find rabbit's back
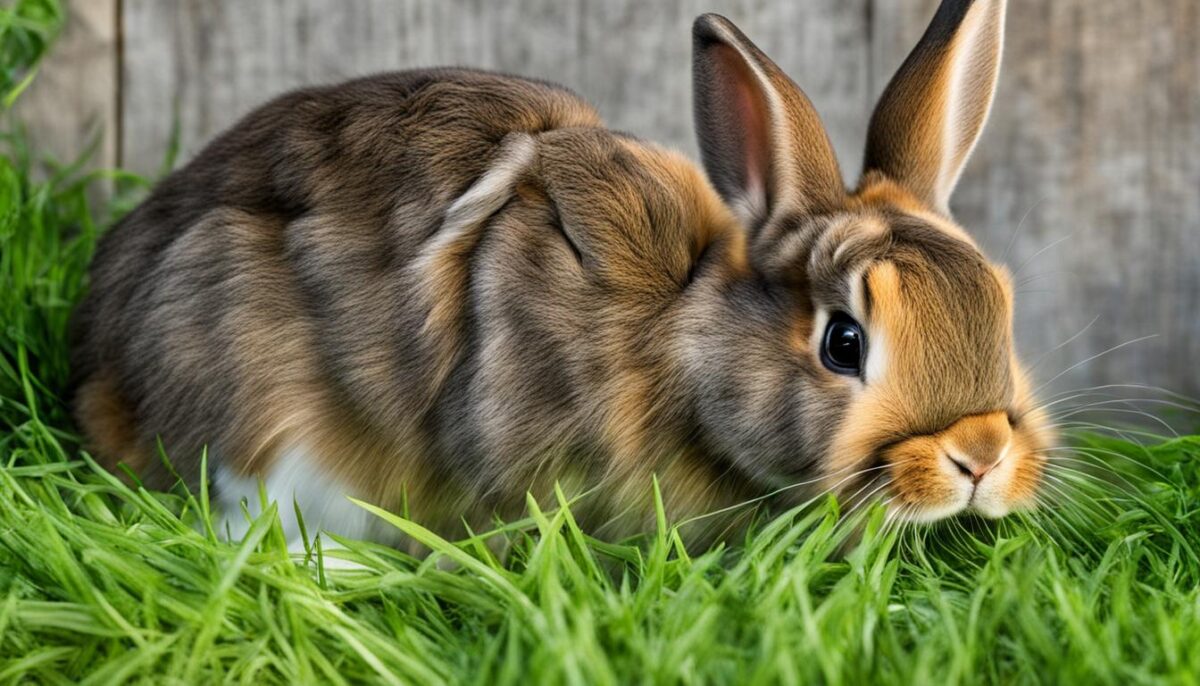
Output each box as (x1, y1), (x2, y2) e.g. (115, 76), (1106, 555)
(71, 70), (601, 480)
(70, 69), (749, 538)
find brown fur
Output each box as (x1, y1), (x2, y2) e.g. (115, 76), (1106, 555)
(70, 68), (761, 540)
(74, 370), (144, 473)
(72, 1), (1051, 542)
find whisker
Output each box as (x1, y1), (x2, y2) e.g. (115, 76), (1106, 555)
(1039, 471), (1117, 513)
(1049, 407), (1179, 438)
(1046, 450), (1166, 486)
(1001, 193), (1051, 266)
(1031, 497), (1103, 550)
(1034, 480), (1105, 525)
(675, 456), (919, 528)
(1031, 334), (1160, 397)
(1047, 396), (1199, 420)
(1042, 456), (1125, 482)
(1012, 230), (1074, 276)
(1016, 269), (1078, 289)
(1027, 314), (1101, 375)
(1058, 413), (1181, 438)
(1074, 395), (1196, 413)
(1044, 382), (1198, 405)
(842, 478), (894, 520)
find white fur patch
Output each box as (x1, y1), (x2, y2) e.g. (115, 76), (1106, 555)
(214, 444), (381, 559)
(809, 308), (830, 365)
(863, 329), (887, 386)
(845, 267), (888, 386)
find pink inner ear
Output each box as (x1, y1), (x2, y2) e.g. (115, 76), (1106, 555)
(714, 43), (771, 210)
(732, 78), (768, 205)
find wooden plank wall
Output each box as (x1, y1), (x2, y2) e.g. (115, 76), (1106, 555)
(15, 0), (118, 172)
(19, 0), (1200, 403)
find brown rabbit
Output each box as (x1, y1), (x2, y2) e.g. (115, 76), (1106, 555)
(71, 0), (1052, 549)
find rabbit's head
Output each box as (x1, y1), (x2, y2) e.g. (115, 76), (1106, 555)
(688, 0), (1052, 522)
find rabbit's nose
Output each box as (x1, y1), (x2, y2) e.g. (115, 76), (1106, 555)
(940, 411), (1012, 483)
(948, 452), (994, 483)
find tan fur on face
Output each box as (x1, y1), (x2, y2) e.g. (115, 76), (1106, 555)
(943, 412), (1011, 475)
(853, 173), (976, 247)
(819, 204), (1052, 521)
(880, 405), (1048, 521)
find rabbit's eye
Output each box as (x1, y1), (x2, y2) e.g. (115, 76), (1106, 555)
(821, 312), (864, 376)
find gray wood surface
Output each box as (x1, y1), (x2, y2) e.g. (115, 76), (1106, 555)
(14, 0), (118, 172)
(120, 0), (873, 176)
(31, 0), (1200, 403)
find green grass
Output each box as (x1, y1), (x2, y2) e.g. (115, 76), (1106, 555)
(2, 5), (1200, 683)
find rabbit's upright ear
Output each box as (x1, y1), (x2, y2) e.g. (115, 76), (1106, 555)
(692, 14), (845, 230)
(862, 0), (1006, 214)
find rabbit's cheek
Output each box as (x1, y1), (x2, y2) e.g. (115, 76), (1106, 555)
(1001, 428), (1048, 510)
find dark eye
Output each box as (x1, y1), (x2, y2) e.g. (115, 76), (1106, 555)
(821, 312), (865, 376)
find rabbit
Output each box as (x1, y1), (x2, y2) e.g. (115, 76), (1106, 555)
(70, 0), (1052, 550)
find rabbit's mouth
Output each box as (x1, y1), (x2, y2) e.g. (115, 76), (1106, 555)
(860, 410), (1049, 524)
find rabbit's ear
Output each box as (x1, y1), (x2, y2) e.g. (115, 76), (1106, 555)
(692, 14), (845, 230)
(862, 0), (1005, 214)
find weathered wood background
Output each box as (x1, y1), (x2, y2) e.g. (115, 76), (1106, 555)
(19, 0), (1200, 403)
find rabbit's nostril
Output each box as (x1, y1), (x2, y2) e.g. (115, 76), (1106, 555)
(948, 455), (981, 482)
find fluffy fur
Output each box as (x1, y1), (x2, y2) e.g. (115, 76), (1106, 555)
(71, 0), (1052, 546)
